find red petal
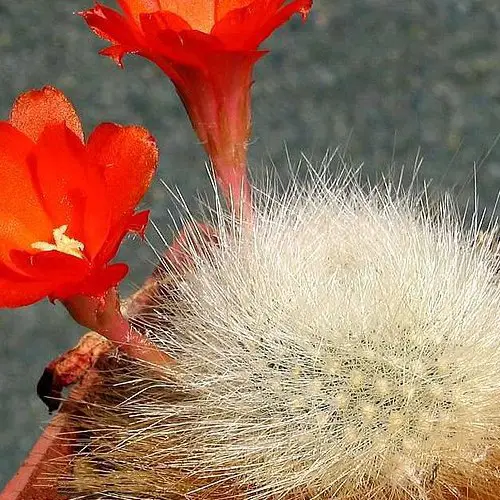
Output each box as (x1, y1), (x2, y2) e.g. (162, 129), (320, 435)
(0, 258), (34, 280)
(81, 3), (140, 45)
(211, 0), (282, 44)
(81, 152), (111, 261)
(139, 8), (192, 32)
(215, 0), (253, 21)
(118, 0), (161, 21)
(81, 3), (144, 67)
(0, 251), (90, 307)
(0, 121), (33, 158)
(212, 0), (312, 49)
(139, 13), (223, 66)
(3, 254), (126, 311)
(28, 124), (88, 242)
(126, 210), (150, 237)
(87, 123), (158, 228)
(0, 122), (52, 261)
(0, 257), (59, 308)
(246, 0), (312, 48)
(76, 263), (129, 297)
(99, 45), (130, 68)
(94, 210), (149, 267)
(10, 250), (90, 284)
(157, 0), (216, 32)
(10, 87), (84, 143)
(0, 277), (51, 307)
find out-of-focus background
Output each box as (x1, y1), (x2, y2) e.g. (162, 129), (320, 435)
(1, 0), (500, 487)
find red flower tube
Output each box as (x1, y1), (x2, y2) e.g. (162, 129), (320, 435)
(81, 0), (313, 218)
(0, 86), (166, 364)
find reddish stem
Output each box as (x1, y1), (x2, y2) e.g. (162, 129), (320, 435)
(63, 288), (171, 365)
(210, 146), (253, 223)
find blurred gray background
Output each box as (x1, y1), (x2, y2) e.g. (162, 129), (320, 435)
(2, 0), (500, 487)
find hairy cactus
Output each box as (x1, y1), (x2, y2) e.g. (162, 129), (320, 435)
(64, 169), (500, 499)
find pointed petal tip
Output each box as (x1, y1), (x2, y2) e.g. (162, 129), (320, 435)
(129, 210), (151, 238)
(78, 3), (105, 19)
(289, 0), (314, 21)
(99, 46), (127, 68)
(300, 1), (313, 21)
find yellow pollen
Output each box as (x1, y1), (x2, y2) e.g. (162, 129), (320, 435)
(31, 225), (85, 259)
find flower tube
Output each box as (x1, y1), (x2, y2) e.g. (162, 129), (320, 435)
(82, 0), (312, 218)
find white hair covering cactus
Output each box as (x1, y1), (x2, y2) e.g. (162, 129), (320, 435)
(64, 167), (500, 499)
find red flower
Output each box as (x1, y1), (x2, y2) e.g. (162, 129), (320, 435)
(0, 86), (158, 307)
(82, 0), (312, 217)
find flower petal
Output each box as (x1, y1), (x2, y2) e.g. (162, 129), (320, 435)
(157, 0), (215, 32)
(0, 122), (52, 261)
(212, 0), (311, 49)
(99, 46), (130, 67)
(148, 10), (192, 31)
(87, 123), (158, 228)
(118, 0), (161, 22)
(126, 210), (150, 236)
(81, 3), (143, 51)
(139, 13), (224, 67)
(76, 263), (129, 297)
(0, 254), (86, 307)
(0, 121), (33, 158)
(10, 250), (90, 284)
(6, 249), (125, 302)
(119, 0), (193, 31)
(28, 124), (88, 242)
(245, 0), (312, 48)
(215, 0), (253, 22)
(0, 277), (51, 307)
(10, 87), (84, 143)
(94, 210), (150, 267)
(81, 152), (111, 261)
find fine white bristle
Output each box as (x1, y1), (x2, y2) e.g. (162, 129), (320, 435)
(65, 166), (500, 500)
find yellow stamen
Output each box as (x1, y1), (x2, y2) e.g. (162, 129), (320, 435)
(32, 225), (85, 259)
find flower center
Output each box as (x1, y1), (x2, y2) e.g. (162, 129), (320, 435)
(31, 225), (85, 259)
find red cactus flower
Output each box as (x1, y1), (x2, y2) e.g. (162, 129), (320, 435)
(0, 86), (157, 306)
(0, 86), (166, 364)
(81, 0), (313, 218)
